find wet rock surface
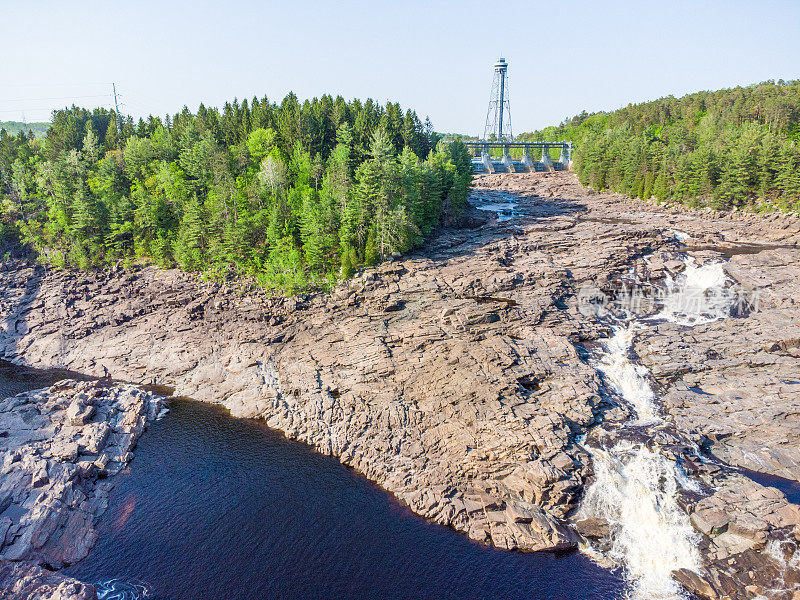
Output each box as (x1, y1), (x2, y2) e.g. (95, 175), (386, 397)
(0, 380), (162, 598)
(1, 171), (799, 598)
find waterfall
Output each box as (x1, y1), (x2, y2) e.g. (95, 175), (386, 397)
(594, 324), (659, 425)
(579, 257), (736, 599)
(654, 258), (734, 325)
(582, 443), (701, 600)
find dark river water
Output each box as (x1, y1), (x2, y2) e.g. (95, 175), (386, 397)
(2, 362), (625, 600)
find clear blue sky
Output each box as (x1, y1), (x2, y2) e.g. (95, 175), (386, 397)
(2, 0), (799, 135)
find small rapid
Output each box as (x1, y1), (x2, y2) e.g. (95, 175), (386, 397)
(470, 190), (519, 221)
(594, 324), (659, 425)
(654, 257), (735, 325)
(579, 256), (736, 599)
(96, 579), (153, 600)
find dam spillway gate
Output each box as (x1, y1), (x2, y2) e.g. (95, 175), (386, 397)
(465, 141), (572, 174)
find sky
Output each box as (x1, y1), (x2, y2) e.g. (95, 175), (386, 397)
(2, 0), (799, 136)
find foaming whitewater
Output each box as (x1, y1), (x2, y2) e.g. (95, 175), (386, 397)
(579, 255), (736, 599)
(581, 443), (701, 600)
(595, 324), (659, 425)
(581, 334), (701, 599)
(654, 258), (735, 325)
(95, 579), (152, 600)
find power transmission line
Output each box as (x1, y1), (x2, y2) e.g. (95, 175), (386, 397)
(0, 84), (171, 123)
(0, 106), (108, 114)
(1, 82), (113, 88)
(1, 94), (113, 103)
(113, 83), (122, 143)
(0, 87), (117, 121)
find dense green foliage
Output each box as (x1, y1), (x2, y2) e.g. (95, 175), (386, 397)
(520, 80), (800, 210)
(0, 95), (472, 291)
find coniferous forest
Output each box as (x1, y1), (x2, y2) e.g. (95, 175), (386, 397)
(520, 80), (800, 210)
(5, 82), (799, 293)
(0, 94), (473, 291)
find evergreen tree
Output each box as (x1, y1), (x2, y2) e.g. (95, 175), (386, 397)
(174, 195), (207, 270)
(0, 92), (471, 291)
(521, 80), (800, 210)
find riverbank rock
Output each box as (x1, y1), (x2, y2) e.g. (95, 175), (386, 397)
(0, 560), (96, 599)
(674, 470), (800, 599)
(0, 380), (163, 568)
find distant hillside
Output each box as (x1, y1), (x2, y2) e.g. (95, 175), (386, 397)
(0, 121), (50, 137)
(519, 80), (800, 210)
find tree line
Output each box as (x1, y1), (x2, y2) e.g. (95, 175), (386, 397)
(0, 94), (473, 291)
(519, 80), (800, 210)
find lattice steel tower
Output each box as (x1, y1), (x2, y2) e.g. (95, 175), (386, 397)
(483, 57), (513, 141)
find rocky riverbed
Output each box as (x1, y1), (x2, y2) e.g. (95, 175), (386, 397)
(1, 171), (799, 598)
(0, 379), (163, 598)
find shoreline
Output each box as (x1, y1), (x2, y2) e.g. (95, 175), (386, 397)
(0, 378), (164, 599)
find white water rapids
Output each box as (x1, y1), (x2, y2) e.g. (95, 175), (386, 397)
(579, 257), (736, 600)
(594, 325), (659, 425)
(581, 442), (702, 600)
(654, 258), (735, 325)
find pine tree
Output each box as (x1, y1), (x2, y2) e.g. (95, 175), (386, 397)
(340, 243), (355, 278)
(82, 125), (101, 165)
(364, 227), (378, 266)
(174, 195), (207, 270)
(71, 185), (106, 262)
(105, 114), (118, 151)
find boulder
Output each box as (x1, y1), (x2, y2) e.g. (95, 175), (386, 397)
(65, 400), (94, 426)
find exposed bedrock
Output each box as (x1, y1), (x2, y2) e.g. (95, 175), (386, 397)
(635, 249), (800, 482)
(0, 560), (97, 600)
(1, 172), (800, 599)
(0, 379), (163, 599)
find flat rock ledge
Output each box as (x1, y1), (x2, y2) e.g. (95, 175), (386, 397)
(681, 475), (800, 598)
(0, 380), (163, 598)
